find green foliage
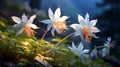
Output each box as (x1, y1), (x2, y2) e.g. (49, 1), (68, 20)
(0, 18), (113, 67)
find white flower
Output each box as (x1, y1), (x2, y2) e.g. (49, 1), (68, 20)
(69, 42), (89, 58)
(12, 14), (39, 36)
(41, 8), (69, 36)
(70, 13), (100, 41)
(101, 37), (111, 57)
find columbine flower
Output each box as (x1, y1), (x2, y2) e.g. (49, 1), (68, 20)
(69, 42), (89, 58)
(41, 8), (69, 36)
(101, 37), (112, 57)
(70, 13), (100, 41)
(90, 48), (97, 60)
(12, 14), (38, 36)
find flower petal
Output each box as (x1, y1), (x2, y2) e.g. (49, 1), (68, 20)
(78, 42), (83, 50)
(47, 24), (52, 31)
(51, 27), (55, 36)
(41, 20), (51, 24)
(13, 24), (22, 28)
(91, 27), (100, 33)
(22, 14), (28, 22)
(82, 49), (89, 54)
(72, 42), (77, 49)
(12, 16), (21, 24)
(28, 15), (36, 24)
(85, 13), (89, 23)
(29, 24), (39, 29)
(70, 24), (82, 30)
(90, 19), (97, 26)
(16, 28), (24, 36)
(48, 8), (54, 20)
(78, 14), (84, 24)
(74, 30), (81, 36)
(57, 16), (69, 22)
(55, 8), (61, 19)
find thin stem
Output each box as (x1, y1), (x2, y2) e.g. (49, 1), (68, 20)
(41, 30), (48, 40)
(55, 32), (74, 46)
(95, 46), (105, 49)
(45, 32), (74, 54)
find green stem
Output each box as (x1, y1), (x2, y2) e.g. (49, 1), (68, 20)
(45, 32), (74, 54)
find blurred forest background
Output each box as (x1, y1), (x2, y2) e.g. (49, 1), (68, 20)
(0, 0), (120, 63)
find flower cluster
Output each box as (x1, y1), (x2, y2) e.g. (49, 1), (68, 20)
(11, 8), (115, 65)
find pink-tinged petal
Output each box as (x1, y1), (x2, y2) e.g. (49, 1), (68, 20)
(78, 42), (83, 50)
(90, 19), (97, 26)
(78, 14), (84, 24)
(22, 14), (28, 22)
(85, 13), (89, 23)
(28, 15), (36, 24)
(41, 20), (51, 24)
(70, 24), (82, 30)
(57, 16), (69, 22)
(48, 8), (54, 20)
(54, 8), (61, 19)
(29, 24), (39, 29)
(12, 16), (21, 24)
(16, 28), (24, 36)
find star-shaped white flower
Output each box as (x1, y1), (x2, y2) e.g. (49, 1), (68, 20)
(12, 14), (39, 36)
(69, 42), (89, 58)
(70, 13), (100, 41)
(41, 8), (69, 36)
(101, 37), (111, 57)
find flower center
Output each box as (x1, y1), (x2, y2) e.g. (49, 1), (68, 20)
(53, 21), (66, 33)
(24, 26), (35, 36)
(82, 25), (92, 41)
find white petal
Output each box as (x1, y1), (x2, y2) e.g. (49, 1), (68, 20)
(91, 27), (100, 33)
(47, 24), (52, 31)
(55, 8), (61, 19)
(81, 49), (89, 54)
(90, 19), (97, 26)
(51, 27), (55, 36)
(72, 42), (77, 49)
(13, 24), (22, 28)
(22, 14), (28, 22)
(12, 16), (21, 24)
(74, 30), (81, 36)
(81, 54), (89, 58)
(70, 24), (82, 30)
(57, 16), (69, 22)
(41, 20), (51, 24)
(102, 48), (107, 57)
(78, 42), (83, 50)
(16, 28), (24, 36)
(29, 24), (39, 29)
(48, 8), (54, 20)
(28, 15), (36, 24)
(78, 14), (84, 23)
(85, 13), (89, 23)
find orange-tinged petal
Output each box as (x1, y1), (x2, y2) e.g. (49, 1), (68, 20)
(53, 21), (66, 33)
(82, 26), (92, 41)
(24, 26), (35, 36)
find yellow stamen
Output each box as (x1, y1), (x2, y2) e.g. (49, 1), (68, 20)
(53, 21), (66, 33)
(24, 26), (35, 36)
